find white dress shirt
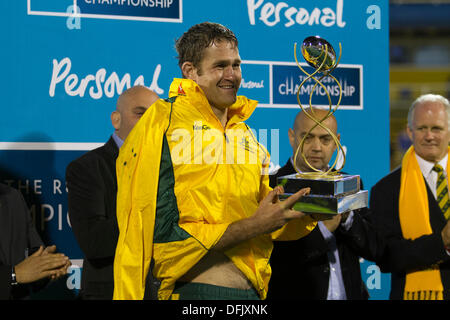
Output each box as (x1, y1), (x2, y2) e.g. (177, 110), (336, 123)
(415, 153), (448, 199)
(290, 157), (354, 299)
(415, 153), (450, 256)
(112, 132), (124, 149)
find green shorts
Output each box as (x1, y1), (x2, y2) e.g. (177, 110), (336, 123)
(170, 282), (260, 300)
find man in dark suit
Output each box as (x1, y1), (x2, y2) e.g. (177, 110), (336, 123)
(370, 94), (450, 300)
(66, 85), (159, 299)
(267, 108), (378, 300)
(0, 183), (70, 300)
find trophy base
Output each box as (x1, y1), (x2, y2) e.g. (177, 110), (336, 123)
(279, 190), (368, 215)
(277, 173), (360, 196)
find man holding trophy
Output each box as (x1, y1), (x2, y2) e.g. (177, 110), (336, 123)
(112, 22), (318, 300)
(268, 36), (382, 300)
(268, 107), (379, 299)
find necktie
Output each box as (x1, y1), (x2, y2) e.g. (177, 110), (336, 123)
(433, 164), (450, 220)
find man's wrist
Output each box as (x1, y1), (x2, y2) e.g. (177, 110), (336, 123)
(443, 241), (450, 252)
(340, 211), (354, 231)
(11, 266), (18, 286)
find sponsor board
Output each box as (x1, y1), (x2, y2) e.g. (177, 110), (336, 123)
(241, 60), (363, 109)
(27, 0), (183, 22)
(3, 0), (390, 300)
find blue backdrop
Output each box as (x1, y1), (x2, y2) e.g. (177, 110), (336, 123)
(0, 0), (390, 299)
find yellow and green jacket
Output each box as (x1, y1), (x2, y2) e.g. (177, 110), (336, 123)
(113, 78), (316, 300)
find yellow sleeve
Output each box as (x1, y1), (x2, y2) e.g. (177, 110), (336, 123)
(271, 215), (317, 241)
(113, 100), (170, 300)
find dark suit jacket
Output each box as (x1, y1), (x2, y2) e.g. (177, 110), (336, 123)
(66, 136), (159, 300)
(66, 136), (120, 299)
(369, 166), (450, 300)
(267, 159), (376, 300)
(0, 183), (43, 300)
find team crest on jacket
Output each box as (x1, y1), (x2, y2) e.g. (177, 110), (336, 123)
(239, 137), (256, 154)
(178, 83), (186, 95)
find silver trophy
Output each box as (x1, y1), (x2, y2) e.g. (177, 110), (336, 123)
(277, 36), (368, 215)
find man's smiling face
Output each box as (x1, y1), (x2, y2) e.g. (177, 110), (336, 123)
(407, 101), (449, 162)
(192, 40), (242, 111)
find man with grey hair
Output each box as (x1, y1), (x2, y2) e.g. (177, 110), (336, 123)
(370, 93), (450, 300)
(407, 94), (450, 132)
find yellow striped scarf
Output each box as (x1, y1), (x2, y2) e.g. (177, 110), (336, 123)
(399, 146), (450, 300)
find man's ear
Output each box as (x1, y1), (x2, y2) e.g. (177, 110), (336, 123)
(181, 61), (197, 80)
(288, 128), (295, 149)
(333, 133), (341, 151)
(111, 111), (121, 130)
(406, 126), (413, 142)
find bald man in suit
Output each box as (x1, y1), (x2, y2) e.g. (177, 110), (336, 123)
(66, 86), (159, 299)
(268, 108), (381, 300)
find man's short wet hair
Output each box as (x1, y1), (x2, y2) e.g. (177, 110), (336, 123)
(175, 22), (238, 71)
